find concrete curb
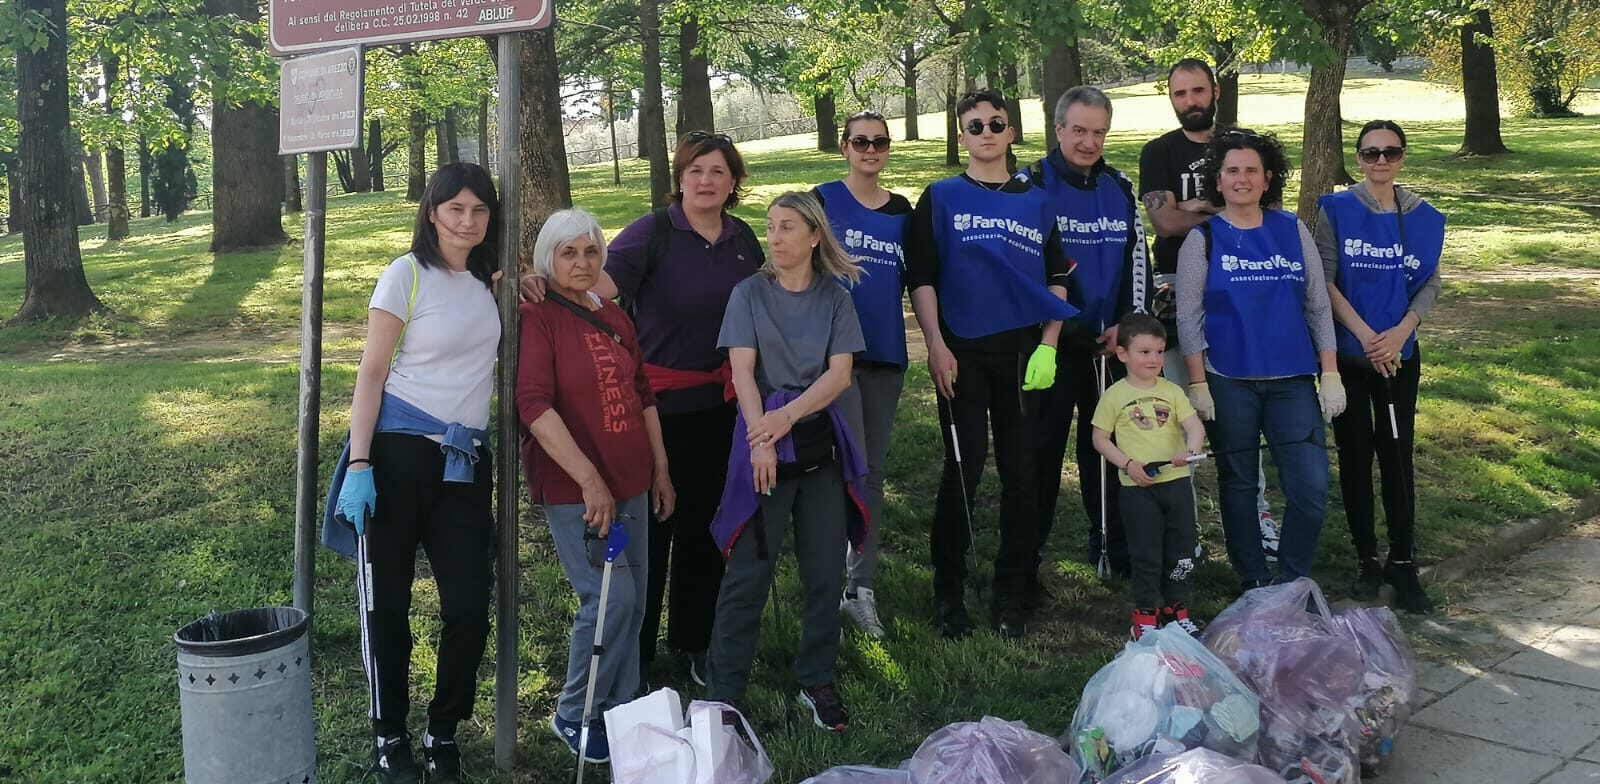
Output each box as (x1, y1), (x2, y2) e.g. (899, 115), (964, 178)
(1423, 494), (1600, 584)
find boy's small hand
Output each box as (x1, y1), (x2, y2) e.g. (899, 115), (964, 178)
(1127, 460), (1155, 487)
(1171, 450), (1193, 467)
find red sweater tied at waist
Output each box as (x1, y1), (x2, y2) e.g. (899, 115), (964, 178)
(644, 361), (736, 402)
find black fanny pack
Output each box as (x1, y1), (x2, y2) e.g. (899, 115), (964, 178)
(777, 414), (836, 479)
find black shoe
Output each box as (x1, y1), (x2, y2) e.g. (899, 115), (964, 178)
(934, 595), (973, 639)
(1351, 557), (1383, 601)
(993, 592), (1028, 640)
(688, 650), (709, 688)
(373, 734), (423, 784)
(1239, 578), (1270, 596)
(1022, 573), (1046, 613)
(797, 682), (849, 732)
(422, 732), (461, 784)
(1385, 559), (1435, 614)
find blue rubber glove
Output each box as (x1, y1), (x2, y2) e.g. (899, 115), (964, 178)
(1022, 344), (1058, 391)
(337, 467), (376, 535)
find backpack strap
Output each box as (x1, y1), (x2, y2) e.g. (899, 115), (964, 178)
(390, 254), (421, 367)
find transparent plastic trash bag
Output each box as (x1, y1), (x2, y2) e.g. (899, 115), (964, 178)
(1331, 606), (1417, 774)
(1103, 747), (1289, 783)
(907, 715), (1081, 784)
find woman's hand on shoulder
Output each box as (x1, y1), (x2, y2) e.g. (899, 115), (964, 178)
(519, 273), (548, 303)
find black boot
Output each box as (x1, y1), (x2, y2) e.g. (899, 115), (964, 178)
(1351, 557), (1383, 601)
(1385, 559), (1435, 614)
(933, 594), (973, 639)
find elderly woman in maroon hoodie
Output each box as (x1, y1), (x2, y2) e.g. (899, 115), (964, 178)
(525, 133), (764, 685)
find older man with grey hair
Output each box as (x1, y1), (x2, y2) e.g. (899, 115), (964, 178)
(1016, 85), (1152, 594)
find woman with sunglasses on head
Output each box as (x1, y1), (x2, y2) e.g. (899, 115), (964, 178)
(522, 132), (764, 687)
(1176, 129), (1344, 593)
(810, 110), (912, 639)
(1316, 120), (1443, 613)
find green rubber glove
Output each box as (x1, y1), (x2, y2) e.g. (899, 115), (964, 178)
(1022, 344), (1058, 391)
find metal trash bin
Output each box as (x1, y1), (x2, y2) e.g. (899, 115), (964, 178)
(175, 607), (316, 784)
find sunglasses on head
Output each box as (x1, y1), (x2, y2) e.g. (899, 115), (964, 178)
(684, 130), (734, 145)
(1219, 129), (1266, 142)
(1357, 146), (1405, 163)
(846, 135), (892, 153)
(964, 119), (1010, 136)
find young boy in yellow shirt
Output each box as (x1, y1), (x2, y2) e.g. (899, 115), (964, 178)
(1091, 313), (1207, 639)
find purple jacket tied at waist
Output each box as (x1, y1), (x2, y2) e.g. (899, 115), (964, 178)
(709, 390), (870, 557)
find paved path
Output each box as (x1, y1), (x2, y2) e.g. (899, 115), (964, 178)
(1382, 518), (1600, 782)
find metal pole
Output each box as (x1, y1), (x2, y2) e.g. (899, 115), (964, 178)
(292, 151), (326, 618)
(493, 31), (522, 773)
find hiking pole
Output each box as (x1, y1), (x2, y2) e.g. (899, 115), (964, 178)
(576, 519), (630, 784)
(1139, 427), (1330, 478)
(939, 393), (982, 596)
(1095, 350), (1112, 581)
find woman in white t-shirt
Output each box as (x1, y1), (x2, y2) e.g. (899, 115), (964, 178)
(335, 163), (502, 784)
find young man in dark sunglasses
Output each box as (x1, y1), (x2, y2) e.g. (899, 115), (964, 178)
(1016, 85), (1152, 589)
(904, 87), (1082, 640)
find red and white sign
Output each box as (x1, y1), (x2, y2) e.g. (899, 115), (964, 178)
(269, 0), (551, 56)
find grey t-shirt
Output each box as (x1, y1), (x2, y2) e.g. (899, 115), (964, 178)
(718, 273), (866, 398)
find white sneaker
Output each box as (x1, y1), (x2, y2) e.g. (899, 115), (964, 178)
(1259, 511), (1281, 563)
(840, 587), (886, 638)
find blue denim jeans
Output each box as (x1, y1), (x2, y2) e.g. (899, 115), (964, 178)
(1205, 373), (1329, 584)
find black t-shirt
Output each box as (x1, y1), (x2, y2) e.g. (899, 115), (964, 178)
(904, 174), (1071, 354)
(1138, 128), (1211, 275)
(811, 185), (915, 216)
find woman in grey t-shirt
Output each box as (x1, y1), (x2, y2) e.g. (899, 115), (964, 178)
(708, 192), (866, 732)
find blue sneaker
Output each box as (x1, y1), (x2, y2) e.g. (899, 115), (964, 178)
(551, 714), (609, 763)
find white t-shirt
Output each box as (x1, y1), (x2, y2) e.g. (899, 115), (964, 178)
(369, 254), (500, 429)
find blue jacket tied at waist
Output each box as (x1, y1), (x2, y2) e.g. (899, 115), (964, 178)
(321, 392), (490, 559)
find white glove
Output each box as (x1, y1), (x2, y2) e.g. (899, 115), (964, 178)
(1319, 371), (1347, 419)
(1187, 382), (1216, 421)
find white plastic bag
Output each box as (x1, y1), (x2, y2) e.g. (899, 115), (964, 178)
(685, 700), (774, 784)
(1104, 747), (1289, 783)
(608, 688), (694, 784)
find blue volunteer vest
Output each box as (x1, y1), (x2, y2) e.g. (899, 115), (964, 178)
(818, 180), (909, 367)
(1320, 190), (1445, 362)
(1201, 210), (1317, 378)
(1029, 163), (1135, 331)
(930, 177), (1078, 339)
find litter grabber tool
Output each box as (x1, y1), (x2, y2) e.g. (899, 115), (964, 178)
(939, 393), (983, 599)
(1138, 427), (1330, 478)
(576, 518), (631, 784)
(334, 508), (383, 739)
(1095, 340), (1112, 581)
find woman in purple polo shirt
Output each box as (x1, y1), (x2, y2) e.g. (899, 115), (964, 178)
(593, 133), (763, 685)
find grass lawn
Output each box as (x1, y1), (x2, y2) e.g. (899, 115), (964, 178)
(2, 75), (1599, 781)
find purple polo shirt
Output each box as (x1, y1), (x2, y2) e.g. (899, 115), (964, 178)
(606, 201), (764, 414)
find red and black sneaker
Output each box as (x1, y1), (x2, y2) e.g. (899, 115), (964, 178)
(798, 682), (849, 732)
(1161, 602), (1202, 635)
(1130, 607), (1159, 641)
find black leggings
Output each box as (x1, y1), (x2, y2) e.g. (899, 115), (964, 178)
(365, 432), (494, 738)
(1330, 351), (1421, 562)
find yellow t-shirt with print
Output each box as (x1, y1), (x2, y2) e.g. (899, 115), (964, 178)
(1091, 376), (1197, 486)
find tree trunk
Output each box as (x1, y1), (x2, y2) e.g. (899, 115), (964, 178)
(1296, 1), (1359, 224)
(903, 46), (921, 141)
(607, 79), (622, 186)
(1458, 9), (1510, 155)
(103, 56), (130, 240)
(72, 154), (94, 225)
(477, 94), (490, 166)
(350, 139), (372, 193)
(153, 78), (196, 222)
(85, 152), (107, 222)
(640, 0), (671, 205)
(407, 107), (428, 201)
(945, 66), (960, 166)
(815, 91), (839, 153)
(1041, 41), (1083, 150)
(205, 0), (288, 251)
(1214, 39), (1240, 128)
(517, 27), (574, 250)
(137, 136), (151, 218)
(284, 155), (302, 213)
(677, 16), (715, 135)
(445, 106), (461, 163)
(369, 118), (387, 191)
(12, 0), (107, 323)
(1002, 59), (1022, 144)
(2, 158), (17, 233)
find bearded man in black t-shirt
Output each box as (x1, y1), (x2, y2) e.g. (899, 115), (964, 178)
(1137, 57), (1283, 567)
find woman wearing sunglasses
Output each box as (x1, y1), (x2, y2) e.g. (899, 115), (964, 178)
(810, 110), (912, 638)
(1316, 120), (1443, 613)
(1176, 128), (1343, 592)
